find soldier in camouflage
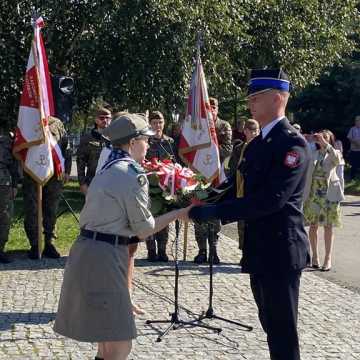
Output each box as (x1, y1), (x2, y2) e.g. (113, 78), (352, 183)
(0, 129), (20, 263)
(145, 111), (176, 262)
(193, 97), (233, 265)
(23, 116), (72, 259)
(76, 107), (111, 194)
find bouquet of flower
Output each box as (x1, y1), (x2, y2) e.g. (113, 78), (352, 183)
(142, 158), (211, 215)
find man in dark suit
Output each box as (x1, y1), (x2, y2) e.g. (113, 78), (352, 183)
(189, 69), (310, 360)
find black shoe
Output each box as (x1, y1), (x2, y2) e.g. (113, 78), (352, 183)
(42, 243), (60, 259)
(28, 246), (40, 260)
(147, 250), (157, 262)
(209, 251), (220, 265)
(194, 250), (207, 264)
(157, 251), (169, 262)
(0, 251), (12, 264)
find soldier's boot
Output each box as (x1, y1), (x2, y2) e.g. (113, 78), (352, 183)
(208, 247), (220, 265)
(157, 241), (168, 262)
(146, 237), (157, 262)
(194, 249), (207, 264)
(0, 250), (12, 264)
(42, 239), (60, 259)
(28, 244), (40, 260)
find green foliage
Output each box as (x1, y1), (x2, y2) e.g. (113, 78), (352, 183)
(289, 59), (360, 139)
(0, 0), (359, 129)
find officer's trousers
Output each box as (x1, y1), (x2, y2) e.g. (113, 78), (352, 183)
(250, 271), (301, 360)
(23, 173), (63, 246)
(194, 221), (221, 251)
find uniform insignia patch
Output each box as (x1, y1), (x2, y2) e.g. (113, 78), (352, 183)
(137, 174), (147, 186)
(284, 151), (300, 168)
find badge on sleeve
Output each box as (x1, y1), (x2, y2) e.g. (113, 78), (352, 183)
(137, 174), (147, 187)
(284, 151), (300, 168)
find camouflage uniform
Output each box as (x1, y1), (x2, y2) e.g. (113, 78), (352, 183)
(146, 134), (175, 260)
(194, 117), (232, 256)
(0, 133), (20, 258)
(23, 117), (72, 254)
(76, 127), (107, 186)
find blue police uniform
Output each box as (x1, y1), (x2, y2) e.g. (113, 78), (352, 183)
(190, 69), (310, 360)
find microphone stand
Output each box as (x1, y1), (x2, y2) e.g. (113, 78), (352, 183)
(146, 220), (221, 342)
(193, 222), (253, 331)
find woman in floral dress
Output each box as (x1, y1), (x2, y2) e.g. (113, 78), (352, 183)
(303, 130), (344, 271)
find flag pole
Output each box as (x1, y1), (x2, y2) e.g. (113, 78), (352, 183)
(37, 184), (43, 258)
(183, 32), (203, 261)
(32, 14), (45, 259)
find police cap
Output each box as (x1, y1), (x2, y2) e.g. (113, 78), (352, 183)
(247, 68), (292, 98)
(102, 113), (155, 144)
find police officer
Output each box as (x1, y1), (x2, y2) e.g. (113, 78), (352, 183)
(193, 97), (232, 264)
(54, 113), (189, 360)
(0, 129), (20, 263)
(23, 116), (72, 259)
(76, 107), (111, 194)
(145, 111), (176, 262)
(189, 69), (310, 360)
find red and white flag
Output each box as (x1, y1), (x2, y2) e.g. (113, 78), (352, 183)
(13, 17), (64, 184)
(179, 53), (221, 184)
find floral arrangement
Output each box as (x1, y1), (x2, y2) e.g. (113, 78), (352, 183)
(142, 158), (210, 215)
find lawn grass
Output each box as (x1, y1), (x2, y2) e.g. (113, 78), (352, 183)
(6, 174), (360, 255)
(6, 181), (85, 255)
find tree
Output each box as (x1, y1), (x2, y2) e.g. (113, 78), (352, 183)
(0, 0), (359, 129)
(289, 59), (360, 142)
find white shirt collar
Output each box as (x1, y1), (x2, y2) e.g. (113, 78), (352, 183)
(261, 117), (284, 139)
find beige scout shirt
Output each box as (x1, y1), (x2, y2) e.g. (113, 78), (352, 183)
(80, 159), (155, 237)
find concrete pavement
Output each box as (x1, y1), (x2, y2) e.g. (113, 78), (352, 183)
(0, 222), (359, 359)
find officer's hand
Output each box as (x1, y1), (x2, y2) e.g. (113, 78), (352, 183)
(80, 184), (88, 195)
(189, 204), (218, 223)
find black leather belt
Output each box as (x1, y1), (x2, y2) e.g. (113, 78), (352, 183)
(80, 228), (134, 246)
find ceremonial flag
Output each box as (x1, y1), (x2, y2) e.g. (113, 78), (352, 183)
(179, 53), (221, 184)
(13, 17), (64, 184)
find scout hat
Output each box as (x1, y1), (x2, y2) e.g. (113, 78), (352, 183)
(247, 68), (292, 98)
(101, 112), (155, 144)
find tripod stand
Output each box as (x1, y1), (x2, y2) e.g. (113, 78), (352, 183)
(56, 193), (79, 223)
(194, 222), (253, 331)
(146, 220), (221, 342)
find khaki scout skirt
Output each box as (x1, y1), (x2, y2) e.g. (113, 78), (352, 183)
(54, 235), (136, 342)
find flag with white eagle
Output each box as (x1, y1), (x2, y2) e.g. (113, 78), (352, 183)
(13, 17), (64, 184)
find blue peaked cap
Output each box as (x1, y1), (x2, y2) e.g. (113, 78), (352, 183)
(247, 69), (292, 97)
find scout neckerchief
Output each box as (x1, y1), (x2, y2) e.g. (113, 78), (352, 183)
(236, 142), (248, 198)
(100, 148), (134, 172)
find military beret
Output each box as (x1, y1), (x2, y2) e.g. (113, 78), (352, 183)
(247, 68), (292, 98)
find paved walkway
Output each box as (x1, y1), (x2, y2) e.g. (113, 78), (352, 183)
(0, 224), (360, 359)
